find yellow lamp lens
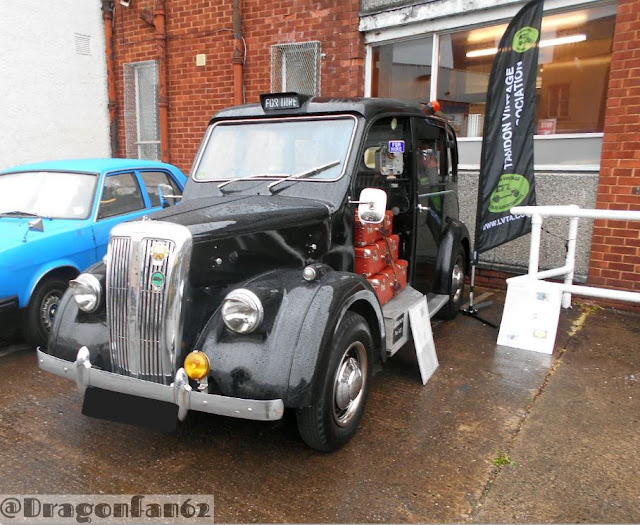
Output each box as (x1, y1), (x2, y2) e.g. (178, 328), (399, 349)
(184, 351), (210, 381)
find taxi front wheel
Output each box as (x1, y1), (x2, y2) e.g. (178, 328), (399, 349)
(296, 311), (372, 452)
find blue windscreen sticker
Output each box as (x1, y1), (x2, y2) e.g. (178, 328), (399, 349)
(389, 140), (405, 154)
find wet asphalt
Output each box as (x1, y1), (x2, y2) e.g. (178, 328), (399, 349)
(0, 291), (638, 523)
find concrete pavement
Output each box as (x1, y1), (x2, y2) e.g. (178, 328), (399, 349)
(0, 290), (638, 522)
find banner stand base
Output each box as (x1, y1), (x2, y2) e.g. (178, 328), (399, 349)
(460, 306), (499, 329)
(462, 261), (499, 328)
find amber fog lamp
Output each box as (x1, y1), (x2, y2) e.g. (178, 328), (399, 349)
(184, 351), (210, 381)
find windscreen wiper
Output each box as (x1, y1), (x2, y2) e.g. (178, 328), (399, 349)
(0, 210), (41, 218)
(267, 160), (341, 193)
(217, 173), (290, 191)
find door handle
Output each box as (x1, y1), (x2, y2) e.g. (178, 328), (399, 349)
(417, 204), (430, 213)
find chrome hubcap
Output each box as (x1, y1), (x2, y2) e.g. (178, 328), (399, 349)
(451, 257), (464, 303)
(333, 341), (367, 427)
(40, 293), (61, 332)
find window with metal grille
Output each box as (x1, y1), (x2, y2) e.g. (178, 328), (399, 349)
(271, 41), (321, 96)
(124, 61), (161, 160)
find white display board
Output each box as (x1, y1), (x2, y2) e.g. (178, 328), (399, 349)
(408, 297), (439, 385)
(497, 278), (563, 354)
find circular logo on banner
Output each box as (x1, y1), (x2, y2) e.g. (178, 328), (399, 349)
(513, 27), (540, 53)
(151, 271), (165, 289)
(489, 174), (530, 212)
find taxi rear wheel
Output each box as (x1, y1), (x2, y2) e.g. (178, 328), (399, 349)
(436, 245), (466, 320)
(23, 278), (68, 348)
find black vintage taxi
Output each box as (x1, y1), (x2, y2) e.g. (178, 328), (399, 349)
(38, 93), (470, 451)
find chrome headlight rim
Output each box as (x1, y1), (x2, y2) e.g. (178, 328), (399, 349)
(221, 288), (264, 334)
(69, 273), (102, 313)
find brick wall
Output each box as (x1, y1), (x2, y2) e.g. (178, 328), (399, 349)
(589, 0), (640, 294)
(112, 0), (364, 172)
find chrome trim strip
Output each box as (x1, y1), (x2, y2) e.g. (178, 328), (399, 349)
(37, 348), (285, 422)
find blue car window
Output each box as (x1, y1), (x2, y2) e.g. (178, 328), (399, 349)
(98, 172), (145, 219)
(140, 171), (182, 207)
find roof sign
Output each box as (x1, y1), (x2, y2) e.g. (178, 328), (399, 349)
(260, 93), (304, 111)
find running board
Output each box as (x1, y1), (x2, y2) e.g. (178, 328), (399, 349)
(381, 288), (449, 356)
(426, 293), (450, 317)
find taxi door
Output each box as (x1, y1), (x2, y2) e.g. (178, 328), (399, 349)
(412, 119), (456, 295)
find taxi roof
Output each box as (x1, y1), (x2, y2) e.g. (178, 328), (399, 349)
(212, 96), (446, 125)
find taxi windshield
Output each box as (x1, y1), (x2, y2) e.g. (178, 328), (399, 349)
(0, 171), (98, 219)
(192, 116), (357, 183)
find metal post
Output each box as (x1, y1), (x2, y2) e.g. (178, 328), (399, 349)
(562, 216), (579, 308)
(528, 213), (543, 279)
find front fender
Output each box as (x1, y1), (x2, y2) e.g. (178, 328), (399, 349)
(46, 262), (110, 368)
(196, 267), (385, 408)
(432, 218), (470, 295)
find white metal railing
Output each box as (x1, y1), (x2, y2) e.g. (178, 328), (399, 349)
(509, 205), (640, 308)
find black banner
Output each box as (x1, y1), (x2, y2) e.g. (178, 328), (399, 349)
(474, 0), (544, 261)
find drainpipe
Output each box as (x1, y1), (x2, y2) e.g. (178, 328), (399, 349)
(102, 0), (119, 156)
(155, 0), (170, 163)
(232, 0), (244, 105)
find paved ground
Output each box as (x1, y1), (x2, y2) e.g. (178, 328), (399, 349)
(0, 291), (638, 523)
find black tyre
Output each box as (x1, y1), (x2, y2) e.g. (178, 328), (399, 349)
(296, 311), (373, 452)
(23, 278), (68, 348)
(436, 245), (466, 320)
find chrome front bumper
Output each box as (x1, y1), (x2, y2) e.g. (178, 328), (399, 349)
(37, 347), (284, 422)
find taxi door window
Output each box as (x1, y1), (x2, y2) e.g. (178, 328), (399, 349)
(357, 117), (411, 213)
(415, 120), (447, 190)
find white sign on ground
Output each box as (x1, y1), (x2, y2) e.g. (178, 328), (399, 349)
(497, 277), (563, 354)
(408, 297), (439, 384)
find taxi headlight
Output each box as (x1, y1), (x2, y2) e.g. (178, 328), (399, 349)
(69, 273), (102, 313)
(221, 289), (263, 334)
(184, 351), (210, 381)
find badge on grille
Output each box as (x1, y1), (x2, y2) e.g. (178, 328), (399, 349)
(151, 271), (165, 291)
(151, 242), (168, 265)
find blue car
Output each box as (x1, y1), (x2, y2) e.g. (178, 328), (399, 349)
(0, 158), (187, 347)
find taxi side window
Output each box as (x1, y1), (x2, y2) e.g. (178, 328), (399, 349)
(358, 117), (409, 190)
(98, 172), (145, 219)
(415, 121), (447, 189)
(141, 171), (182, 207)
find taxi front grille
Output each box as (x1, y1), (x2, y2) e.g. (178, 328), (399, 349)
(105, 222), (193, 385)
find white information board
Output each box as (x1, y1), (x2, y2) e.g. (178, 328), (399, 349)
(497, 278), (563, 354)
(408, 297), (439, 385)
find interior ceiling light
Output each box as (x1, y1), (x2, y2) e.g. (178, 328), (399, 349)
(466, 33), (587, 58)
(467, 12), (588, 43)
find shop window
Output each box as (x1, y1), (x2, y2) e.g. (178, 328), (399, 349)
(271, 41), (322, 96)
(372, 37), (433, 102)
(370, 4), (616, 138)
(123, 61), (161, 160)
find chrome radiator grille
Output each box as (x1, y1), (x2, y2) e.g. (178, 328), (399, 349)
(106, 221), (193, 385)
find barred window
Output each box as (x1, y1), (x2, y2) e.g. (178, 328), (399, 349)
(271, 41), (321, 96)
(124, 61), (161, 160)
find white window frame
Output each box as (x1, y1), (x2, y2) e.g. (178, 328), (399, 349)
(362, 0), (616, 170)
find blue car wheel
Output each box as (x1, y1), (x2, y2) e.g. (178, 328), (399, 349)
(23, 277), (68, 348)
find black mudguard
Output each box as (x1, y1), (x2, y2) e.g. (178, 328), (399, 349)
(46, 262), (111, 369)
(195, 266), (385, 408)
(432, 218), (470, 295)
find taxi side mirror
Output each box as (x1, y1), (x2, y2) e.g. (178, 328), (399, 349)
(158, 183), (181, 208)
(356, 188), (387, 224)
